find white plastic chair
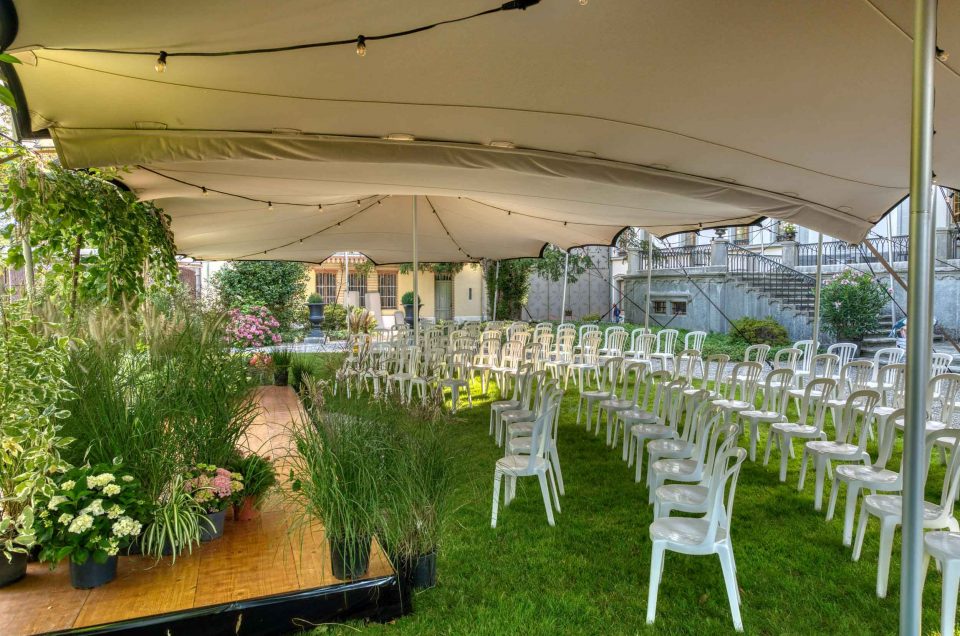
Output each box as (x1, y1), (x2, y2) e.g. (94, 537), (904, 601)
(853, 429), (960, 598)
(647, 408), (731, 503)
(799, 389), (879, 511)
(684, 330), (707, 353)
(438, 348), (475, 413)
(649, 329), (679, 372)
(743, 344), (770, 364)
(578, 356), (624, 435)
(491, 387), (563, 528)
(740, 368), (794, 461)
(646, 442), (748, 632)
(712, 361), (763, 426)
(765, 377), (837, 482)
(865, 348), (905, 390)
(567, 331), (603, 389)
(505, 382), (566, 497)
(626, 371), (680, 479)
(922, 531), (960, 636)
(827, 342), (858, 370)
(933, 352), (955, 376)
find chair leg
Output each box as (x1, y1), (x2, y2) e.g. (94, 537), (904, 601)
(749, 422), (758, 462)
(634, 438), (645, 483)
(852, 501), (869, 561)
(876, 518), (897, 598)
(645, 543), (665, 626)
(547, 467), (561, 513)
(537, 472), (555, 526)
(813, 457), (827, 511)
(778, 436), (790, 482)
(826, 477), (841, 522)
(719, 546), (744, 632)
(763, 431), (775, 466)
(551, 449), (565, 496)
(941, 559), (960, 636)
(798, 449), (810, 491)
(842, 484), (862, 547)
(491, 472), (502, 528)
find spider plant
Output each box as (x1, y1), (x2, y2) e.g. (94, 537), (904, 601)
(139, 477), (208, 562)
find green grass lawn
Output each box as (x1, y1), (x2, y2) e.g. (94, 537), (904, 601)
(304, 357), (954, 635)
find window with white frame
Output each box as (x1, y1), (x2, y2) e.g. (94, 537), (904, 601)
(378, 272), (397, 308)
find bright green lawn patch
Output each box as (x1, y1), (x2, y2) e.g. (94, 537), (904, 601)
(304, 355), (951, 635)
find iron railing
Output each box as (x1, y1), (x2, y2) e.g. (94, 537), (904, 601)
(727, 244), (817, 314)
(638, 244), (712, 270)
(797, 235), (909, 266)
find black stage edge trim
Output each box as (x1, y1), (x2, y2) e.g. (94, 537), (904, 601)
(43, 574), (410, 636)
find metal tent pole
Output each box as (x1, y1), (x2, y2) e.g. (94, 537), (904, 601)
(560, 250), (570, 322)
(412, 197), (420, 346)
(343, 251), (349, 306)
(902, 1), (938, 632)
(888, 213), (897, 325)
(644, 234), (653, 331)
(492, 260), (500, 320)
(811, 233), (824, 354)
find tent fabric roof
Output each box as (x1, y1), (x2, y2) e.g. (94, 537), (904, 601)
(4, 0), (960, 254)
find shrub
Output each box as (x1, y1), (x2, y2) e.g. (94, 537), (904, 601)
(400, 292), (420, 306)
(307, 293), (323, 304)
(820, 269), (888, 341)
(729, 317), (790, 346)
(225, 305), (282, 348)
(212, 260), (307, 330)
(323, 303), (348, 330)
(581, 313), (601, 322)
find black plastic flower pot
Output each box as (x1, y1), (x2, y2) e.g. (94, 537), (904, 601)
(69, 556), (117, 589)
(330, 536), (371, 581)
(200, 509), (227, 542)
(393, 551), (437, 591)
(0, 552), (27, 588)
(274, 368), (289, 386)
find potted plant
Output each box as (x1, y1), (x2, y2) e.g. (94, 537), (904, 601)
(306, 293), (325, 337)
(0, 300), (74, 587)
(139, 476), (207, 562)
(820, 269), (889, 347)
(271, 349), (292, 386)
(183, 464), (244, 541)
(401, 292), (422, 327)
(382, 416), (458, 591)
(289, 413), (387, 581)
(780, 222), (797, 241)
(232, 453), (277, 522)
(347, 307), (377, 337)
(247, 351), (273, 385)
(34, 465), (146, 589)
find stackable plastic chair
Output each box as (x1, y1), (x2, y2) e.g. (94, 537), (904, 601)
(578, 356), (624, 435)
(765, 377), (836, 482)
(923, 531), (960, 636)
(627, 371), (682, 480)
(743, 343), (770, 365)
(740, 368), (794, 461)
(646, 441), (749, 632)
(865, 348), (905, 390)
(567, 330), (603, 389)
(827, 342), (858, 371)
(712, 361), (763, 427)
(649, 329), (679, 373)
(505, 380), (565, 497)
(798, 389), (879, 511)
(489, 364), (533, 441)
(491, 387), (563, 528)
(647, 409), (731, 504)
(438, 349), (475, 413)
(853, 430), (960, 598)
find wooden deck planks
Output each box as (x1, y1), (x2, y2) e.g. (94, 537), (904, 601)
(0, 386), (391, 636)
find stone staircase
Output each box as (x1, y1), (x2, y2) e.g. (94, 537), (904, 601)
(859, 309), (960, 372)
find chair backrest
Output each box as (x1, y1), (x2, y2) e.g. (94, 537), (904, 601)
(929, 373), (960, 426)
(603, 328), (629, 356)
(534, 322), (553, 339)
(500, 340), (526, 367)
(760, 368), (794, 417)
(724, 361), (763, 403)
(578, 323), (600, 347)
(452, 336), (476, 353)
(743, 344), (771, 364)
(579, 331), (603, 364)
(704, 444), (749, 544)
(838, 389), (881, 451)
(871, 347), (905, 380)
(684, 330), (707, 352)
(807, 353), (840, 382)
(827, 342), (858, 368)
(631, 333), (657, 360)
(655, 329), (679, 355)
(878, 363), (907, 407)
(797, 378), (836, 431)
(794, 339), (815, 372)
(646, 370), (675, 425)
(448, 348), (475, 380)
(535, 332), (554, 352)
(595, 356), (625, 393)
(839, 360), (875, 394)
(699, 354), (731, 392)
(673, 349), (701, 385)
(773, 347), (802, 371)
(628, 328), (650, 353)
(932, 352), (955, 377)
(934, 430), (960, 516)
(553, 329), (576, 361)
(691, 410), (730, 474)
(876, 407), (906, 468)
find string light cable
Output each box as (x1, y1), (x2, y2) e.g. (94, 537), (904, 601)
(35, 0), (546, 72)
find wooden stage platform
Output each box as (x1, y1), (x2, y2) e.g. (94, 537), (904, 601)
(0, 387), (406, 636)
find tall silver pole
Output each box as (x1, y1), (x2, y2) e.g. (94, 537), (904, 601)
(887, 213), (896, 325)
(492, 260), (500, 320)
(560, 250), (570, 323)
(412, 197), (420, 346)
(344, 251), (350, 307)
(644, 235), (653, 331)
(902, 1), (937, 632)
(811, 233), (824, 355)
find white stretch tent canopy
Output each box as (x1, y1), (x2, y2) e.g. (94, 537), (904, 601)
(3, 0), (960, 253)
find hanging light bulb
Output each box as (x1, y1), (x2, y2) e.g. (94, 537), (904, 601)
(937, 47), (950, 62)
(356, 36), (367, 57)
(579, 0), (588, 4)
(155, 51), (168, 73)
(318, 204), (323, 212)
(201, 186), (208, 197)
(356, 200), (361, 206)
(268, 201), (274, 211)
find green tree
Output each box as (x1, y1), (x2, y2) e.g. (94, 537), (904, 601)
(820, 269), (889, 341)
(531, 245), (592, 283)
(213, 260), (308, 329)
(485, 245), (594, 320)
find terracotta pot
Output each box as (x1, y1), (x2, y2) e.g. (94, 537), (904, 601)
(234, 496), (259, 522)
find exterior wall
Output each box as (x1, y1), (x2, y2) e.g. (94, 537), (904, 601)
(621, 269), (814, 341)
(524, 246), (613, 321)
(305, 259), (484, 322)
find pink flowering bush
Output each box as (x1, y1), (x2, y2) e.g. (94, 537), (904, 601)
(184, 464), (244, 513)
(225, 306), (282, 349)
(820, 269), (889, 341)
